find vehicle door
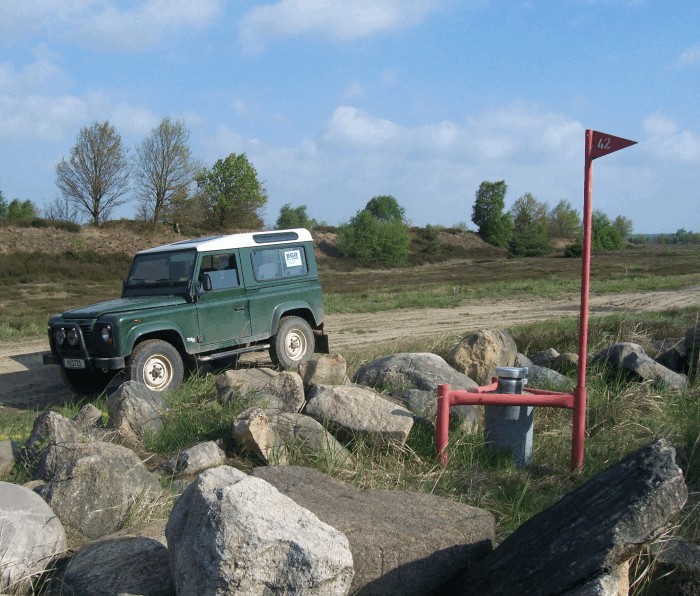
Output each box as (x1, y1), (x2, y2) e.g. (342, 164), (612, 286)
(195, 251), (252, 347)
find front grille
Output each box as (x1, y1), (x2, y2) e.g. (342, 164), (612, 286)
(51, 319), (100, 358)
(80, 322), (96, 353)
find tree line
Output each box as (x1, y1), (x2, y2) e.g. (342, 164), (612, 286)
(471, 180), (634, 257)
(3, 118), (691, 266)
(47, 119), (267, 229)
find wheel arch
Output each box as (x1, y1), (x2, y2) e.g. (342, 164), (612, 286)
(269, 303), (320, 337)
(128, 328), (187, 360)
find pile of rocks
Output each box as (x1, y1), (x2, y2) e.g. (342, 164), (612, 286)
(0, 325), (697, 594)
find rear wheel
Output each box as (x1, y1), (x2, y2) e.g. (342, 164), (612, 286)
(270, 316), (315, 370)
(60, 368), (117, 395)
(126, 339), (184, 392)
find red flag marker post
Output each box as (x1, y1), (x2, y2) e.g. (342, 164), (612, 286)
(572, 130), (637, 470)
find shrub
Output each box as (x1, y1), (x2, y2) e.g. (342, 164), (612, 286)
(337, 210), (410, 266)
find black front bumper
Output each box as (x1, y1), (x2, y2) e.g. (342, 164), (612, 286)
(43, 352), (126, 369)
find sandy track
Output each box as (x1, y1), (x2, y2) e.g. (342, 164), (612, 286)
(2, 286), (698, 411)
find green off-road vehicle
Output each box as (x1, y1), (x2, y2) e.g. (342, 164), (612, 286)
(43, 228), (328, 393)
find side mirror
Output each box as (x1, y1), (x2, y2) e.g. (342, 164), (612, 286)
(200, 274), (212, 292)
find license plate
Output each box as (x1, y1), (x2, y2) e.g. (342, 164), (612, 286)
(63, 358), (86, 369)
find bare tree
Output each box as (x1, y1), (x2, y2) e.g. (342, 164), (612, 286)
(42, 195), (81, 223)
(56, 121), (130, 226)
(134, 117), (196, 223)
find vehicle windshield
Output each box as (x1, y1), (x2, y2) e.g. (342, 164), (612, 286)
(125, 250), (196, 289)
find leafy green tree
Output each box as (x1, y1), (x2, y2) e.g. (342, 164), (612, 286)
(548, 199), (581, 239)
(196, 153), (267, 230)
(275, 203), (317, 230)
(0, 188), (6, 218)
(134, 118), (197, 224)
(56, 121), (130, 226)
(591, 210), (623, 250)
(613, 215), (633, 240)
(364, 195), (406, 223)
(6, 198), (37, 219)
(337, 197), (411, 266)
(471, 180), (513, 247)
(508, 193), (551, 256)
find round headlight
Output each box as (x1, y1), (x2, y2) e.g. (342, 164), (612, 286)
(66, 328), (78, 346)
(55, 328), (65, 345)
(100, 325), (112, 343)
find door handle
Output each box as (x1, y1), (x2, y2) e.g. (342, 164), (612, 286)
(234, 306), (245, 311)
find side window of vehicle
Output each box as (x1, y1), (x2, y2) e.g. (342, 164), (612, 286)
(200, 252), (240, 290)
(251, 246), (308, 281)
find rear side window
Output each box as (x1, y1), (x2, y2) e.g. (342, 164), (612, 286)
(251, 246), (308, 281)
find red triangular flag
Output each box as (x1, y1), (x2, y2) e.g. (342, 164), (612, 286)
(588, 130), (637, 160)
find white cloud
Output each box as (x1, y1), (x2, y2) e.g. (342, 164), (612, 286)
(673, 44), (700, 69)
(0, 53), (159, 145)
(642, 114), (700, 162)
(0, 0), (222, 51)
(239, 0), (442, 52)
(323, 103), (583, 163)
(324, 106), (402, 146)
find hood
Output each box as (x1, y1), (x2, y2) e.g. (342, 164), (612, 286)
(61, 296), (187, 319)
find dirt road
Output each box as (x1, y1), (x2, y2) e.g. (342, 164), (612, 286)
(2, 286), (698, 411)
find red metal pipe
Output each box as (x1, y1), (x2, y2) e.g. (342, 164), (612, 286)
(570, 130), (595, 471)
(436, 384), (451, 465)
(445, 389), (574, 410)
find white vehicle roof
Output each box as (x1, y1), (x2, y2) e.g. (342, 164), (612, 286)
(138, 228), (313, 254)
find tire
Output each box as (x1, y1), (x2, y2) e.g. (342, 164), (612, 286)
(270, 316), (315, 370)
(60, 368), (117, 395)
(126, 339), (184, 392)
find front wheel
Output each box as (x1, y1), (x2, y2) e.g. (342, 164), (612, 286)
(126, 339), (184, 392)
(270, 316), (315, 370)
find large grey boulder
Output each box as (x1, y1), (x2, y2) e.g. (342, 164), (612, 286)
(216, 368), (305, 412)
(623, 350), (688, 389)
(305, 384), (414, 448)
(591, 342), (645, 368)
(516, 353), (571, 389)
(593, 343), (688, 388)
(231, 407), (288, 464)
(299, 354), (349, 387)
(353, 352), (479, 432)
(273, 412), (354, 466)
(251, 465), (495, 595)
(165, 465), (354, 595)
(655, 338), (687, 374)
(107, 380), (172, 445)
(231, 409), (353, 466)
(450, 439), (688, 595)
(0, 482), (67, 594)
(446, 329), (518, 385)
(72, 403), (105, 430)
(62, 533), (173, 596)
(36, 441), (162, 540)
(24, 411), (88, 471)
(529, 348), (560, 366)
(161, 440), (226, 478)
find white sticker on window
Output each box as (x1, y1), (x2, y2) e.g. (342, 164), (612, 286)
(284, 250), (302, 267)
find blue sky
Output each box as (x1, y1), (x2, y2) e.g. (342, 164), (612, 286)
(1, 0), (699, 233)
